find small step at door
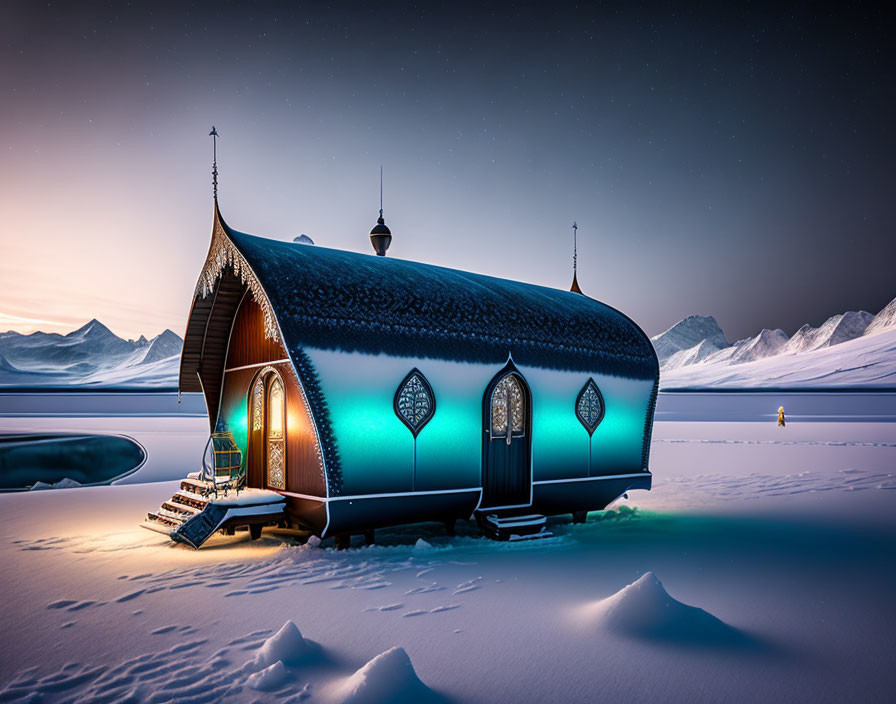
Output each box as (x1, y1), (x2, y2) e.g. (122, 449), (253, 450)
(475, 509), (551, 541)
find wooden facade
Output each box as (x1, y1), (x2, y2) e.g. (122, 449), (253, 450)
(218, 296), (327, 503)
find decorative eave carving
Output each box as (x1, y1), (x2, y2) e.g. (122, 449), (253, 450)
(197, 216), (281, 343)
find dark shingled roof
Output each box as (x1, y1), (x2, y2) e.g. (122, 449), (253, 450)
(222, 219), (658, 380)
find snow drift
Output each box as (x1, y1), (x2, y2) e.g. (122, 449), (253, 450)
(246, 660), (291, 691)
(245, 620), (321, 673)
(334, 646), (438, 704)
(587, 572), (747, 646)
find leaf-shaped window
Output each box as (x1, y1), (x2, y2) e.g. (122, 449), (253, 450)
(394, 369), (436, 437)
(576, 379), (605, 435)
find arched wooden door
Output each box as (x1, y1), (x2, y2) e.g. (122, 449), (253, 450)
(482, 368), (532, 508)
(249, 368), (286, 491)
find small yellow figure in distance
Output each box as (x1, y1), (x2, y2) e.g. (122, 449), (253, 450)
(777, 406), (786, 427)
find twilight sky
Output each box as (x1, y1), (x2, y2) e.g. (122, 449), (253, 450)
(1, 1), (894, 342)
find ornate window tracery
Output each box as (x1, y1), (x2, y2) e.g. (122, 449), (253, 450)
(266, 375), (286, 490)
(576, 378), (605, 435)
(394, 370), (435, 436)
(490, 373), (525, 442)
(251, 376), (265, 431)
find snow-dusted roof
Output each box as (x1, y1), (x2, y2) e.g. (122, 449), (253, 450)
(218, 215), (657, 380)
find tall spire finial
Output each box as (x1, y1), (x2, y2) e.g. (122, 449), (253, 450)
(379, 165), (384, 219)
(570, 221), (583, 294)
(209, 126), (219, 201)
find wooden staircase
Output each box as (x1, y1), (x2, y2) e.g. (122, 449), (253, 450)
(141, 478), (286, 549)
(475, 509), (552, 541)
(142, 478), (213, 533)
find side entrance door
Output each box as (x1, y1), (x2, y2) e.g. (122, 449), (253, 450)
(482, 368), (532, 508)
(249, 368), (286, 491)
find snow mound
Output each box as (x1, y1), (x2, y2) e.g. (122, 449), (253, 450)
(248, 621), (318, 671)
(335, 646), (437, 704)
(592, 572), (744, 645)
(246, 660), (291, 691)
(412, 538), (433, 553)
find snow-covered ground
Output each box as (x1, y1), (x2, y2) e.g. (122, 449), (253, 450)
(2, 411), (895, 702)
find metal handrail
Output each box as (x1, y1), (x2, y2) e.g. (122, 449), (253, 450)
(201, 432), (246, 498)
(201, 435), (213, 484)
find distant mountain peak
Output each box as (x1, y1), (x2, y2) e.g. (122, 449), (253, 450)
(68, 318), (115, 339)
(140, 329), (183, 365)
(651, 315), (728, 362)
(864, 296), (896, 337)
(781, 310), (872, 355)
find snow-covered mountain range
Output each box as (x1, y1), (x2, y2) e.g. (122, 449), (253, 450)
(654, 297), (896, 389)
(0, 320), (182, 387)
(3, 297), (894, 390)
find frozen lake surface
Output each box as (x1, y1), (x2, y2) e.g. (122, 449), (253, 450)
(0, 392), (894, 702)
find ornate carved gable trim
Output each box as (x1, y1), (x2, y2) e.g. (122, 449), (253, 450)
(197, 218), (280, 343)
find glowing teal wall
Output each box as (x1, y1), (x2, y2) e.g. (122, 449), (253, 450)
(520, 365), (654, 481)
(217, 367), (253, 468)
(305, 351), (484, 495)
(305, 349), (656, 497)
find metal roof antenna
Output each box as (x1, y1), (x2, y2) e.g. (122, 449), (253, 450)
(209, 126), (219, 202)
(570, 221), (583, 294)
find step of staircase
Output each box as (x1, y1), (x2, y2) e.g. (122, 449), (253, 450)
(144, 512), (181, 529)
(475, 509), (552, 541)
(170, 490), (210, 511)
(180, 478), (213, 495)
(161, 500), (201, 517)
(140, 518), (175, 535)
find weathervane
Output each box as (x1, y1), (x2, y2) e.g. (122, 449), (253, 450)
(209, 126), (219, 200)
